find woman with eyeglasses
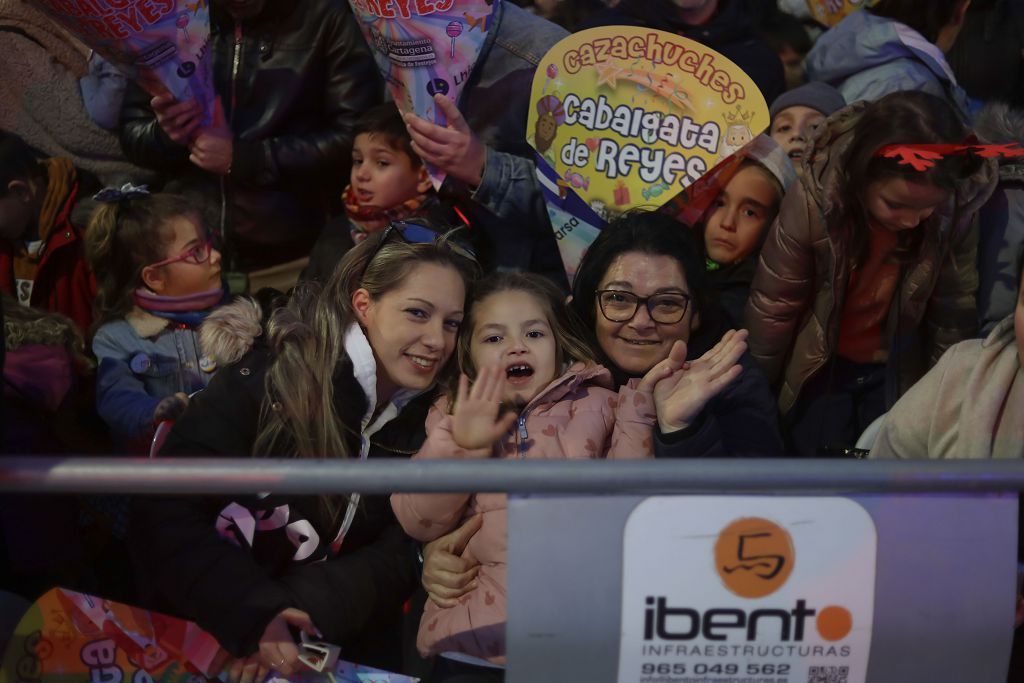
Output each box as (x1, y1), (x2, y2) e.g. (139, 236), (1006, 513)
(130, 221), (479, 682)
(568, 211), (783, 458)
(85, 190), (227, 452)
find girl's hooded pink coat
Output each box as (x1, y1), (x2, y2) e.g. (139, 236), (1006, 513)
(391, 362), (655, 664)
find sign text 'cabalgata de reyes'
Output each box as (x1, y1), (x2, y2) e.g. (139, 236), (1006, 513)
(619, 497), (877, 683)
(526, 27), (769, 216)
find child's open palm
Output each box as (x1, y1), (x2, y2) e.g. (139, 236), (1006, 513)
(451, 367), (517, 451)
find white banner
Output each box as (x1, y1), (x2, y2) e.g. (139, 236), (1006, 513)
(618, 497), (876, 683)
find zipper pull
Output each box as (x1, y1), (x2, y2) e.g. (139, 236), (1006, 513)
(517, 415), (528, 441)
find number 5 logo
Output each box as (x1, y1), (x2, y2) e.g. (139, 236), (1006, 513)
(714, 517), (795, 598)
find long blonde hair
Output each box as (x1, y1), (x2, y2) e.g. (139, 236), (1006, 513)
(253, 229), (479, 469)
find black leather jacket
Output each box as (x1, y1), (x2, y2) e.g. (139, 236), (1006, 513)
(119, 0), (381, 271)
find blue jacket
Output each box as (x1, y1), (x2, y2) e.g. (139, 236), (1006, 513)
(805, 10), (972, 121)
(93, 309), (214, 448)
(454, 1), (569, 286)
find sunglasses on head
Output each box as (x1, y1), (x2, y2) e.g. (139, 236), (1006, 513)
(369, 220), (477, 263)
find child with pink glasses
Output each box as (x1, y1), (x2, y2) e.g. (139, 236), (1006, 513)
(85, 187), (227, 451)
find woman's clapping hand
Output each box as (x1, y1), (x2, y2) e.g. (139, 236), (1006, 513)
(639, 329), (748, 434)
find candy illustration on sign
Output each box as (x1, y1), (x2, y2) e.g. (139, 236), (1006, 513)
(564, 169), (590, 190)
(446, 21), (462, 58)
(542, 63), (558, 94)
(642, 181), (671, 201)
(176, 13), (190, 41)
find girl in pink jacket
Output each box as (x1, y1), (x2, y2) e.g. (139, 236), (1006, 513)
(391, 271), (655, 673)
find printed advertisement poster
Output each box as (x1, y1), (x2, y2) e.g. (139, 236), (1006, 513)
(29, 0), (215, 126)
(526, 26), (769, 279)
(619, 497), (876, 683)
(347, 0), (497, 188)
(0, 588), (418, 683)
(805, 0), (880, 28)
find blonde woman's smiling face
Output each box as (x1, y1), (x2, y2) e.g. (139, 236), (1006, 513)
(353, 262), (466, 399)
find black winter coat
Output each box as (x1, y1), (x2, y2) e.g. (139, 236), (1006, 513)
(130, 344), (431, 667)
(119, 0), (381, 271)
(648, 310), (784, 458)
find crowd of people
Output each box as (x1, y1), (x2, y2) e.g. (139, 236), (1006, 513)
(1, 0), (1023, 681)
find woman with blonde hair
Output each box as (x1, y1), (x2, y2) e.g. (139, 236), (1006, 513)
(130, 222), (479, 681)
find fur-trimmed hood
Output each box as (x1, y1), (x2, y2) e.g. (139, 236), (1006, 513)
(974, 102), (1024, 148)
(199, 297), (263, 366)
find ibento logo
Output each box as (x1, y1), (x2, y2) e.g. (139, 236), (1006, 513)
(641, 516), (853, 642)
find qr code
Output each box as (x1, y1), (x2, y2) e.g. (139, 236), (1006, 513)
(807, 666), (849, 683)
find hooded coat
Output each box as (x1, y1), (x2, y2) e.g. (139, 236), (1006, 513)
(805, 9), (972, 122)
(745, 101), (997, 415)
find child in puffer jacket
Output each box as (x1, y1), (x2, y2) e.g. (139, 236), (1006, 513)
(391, 271), (654, 679)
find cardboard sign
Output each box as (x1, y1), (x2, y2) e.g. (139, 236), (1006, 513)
(29, 0), (215, 126)
(0, 588), (419, 683)
(526, 26), (769, 280)
(347, 0), (497, 188)
(806, 0), (880, 28)
(618, 497), (876, 683)
(0, 587), (223, 683)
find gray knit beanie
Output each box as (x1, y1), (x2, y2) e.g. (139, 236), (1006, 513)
(770, 81), (846, 119)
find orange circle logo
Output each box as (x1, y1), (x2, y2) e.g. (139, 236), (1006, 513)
(816, 605), (853, 641)
(714, 517), (795, 598)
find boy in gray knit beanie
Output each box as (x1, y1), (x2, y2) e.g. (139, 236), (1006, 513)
(768, 81), (846, 165)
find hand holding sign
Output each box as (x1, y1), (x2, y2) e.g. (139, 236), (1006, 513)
(152, 93), (203, 145)
(347, 0), (496, 189)
(405, 94), (487, 188)
(189, 98), (232, 175)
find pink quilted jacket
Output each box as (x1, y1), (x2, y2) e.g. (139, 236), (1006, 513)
(391, 362), (655, 664)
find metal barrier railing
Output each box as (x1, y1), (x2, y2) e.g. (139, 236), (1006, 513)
(2, 456), (1024, 494)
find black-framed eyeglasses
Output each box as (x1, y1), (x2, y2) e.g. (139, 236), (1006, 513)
(596, 289), (691, 324)
(368, 220), (477, 264)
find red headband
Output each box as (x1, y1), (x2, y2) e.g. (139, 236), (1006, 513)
(876, 143), (1024, 171)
